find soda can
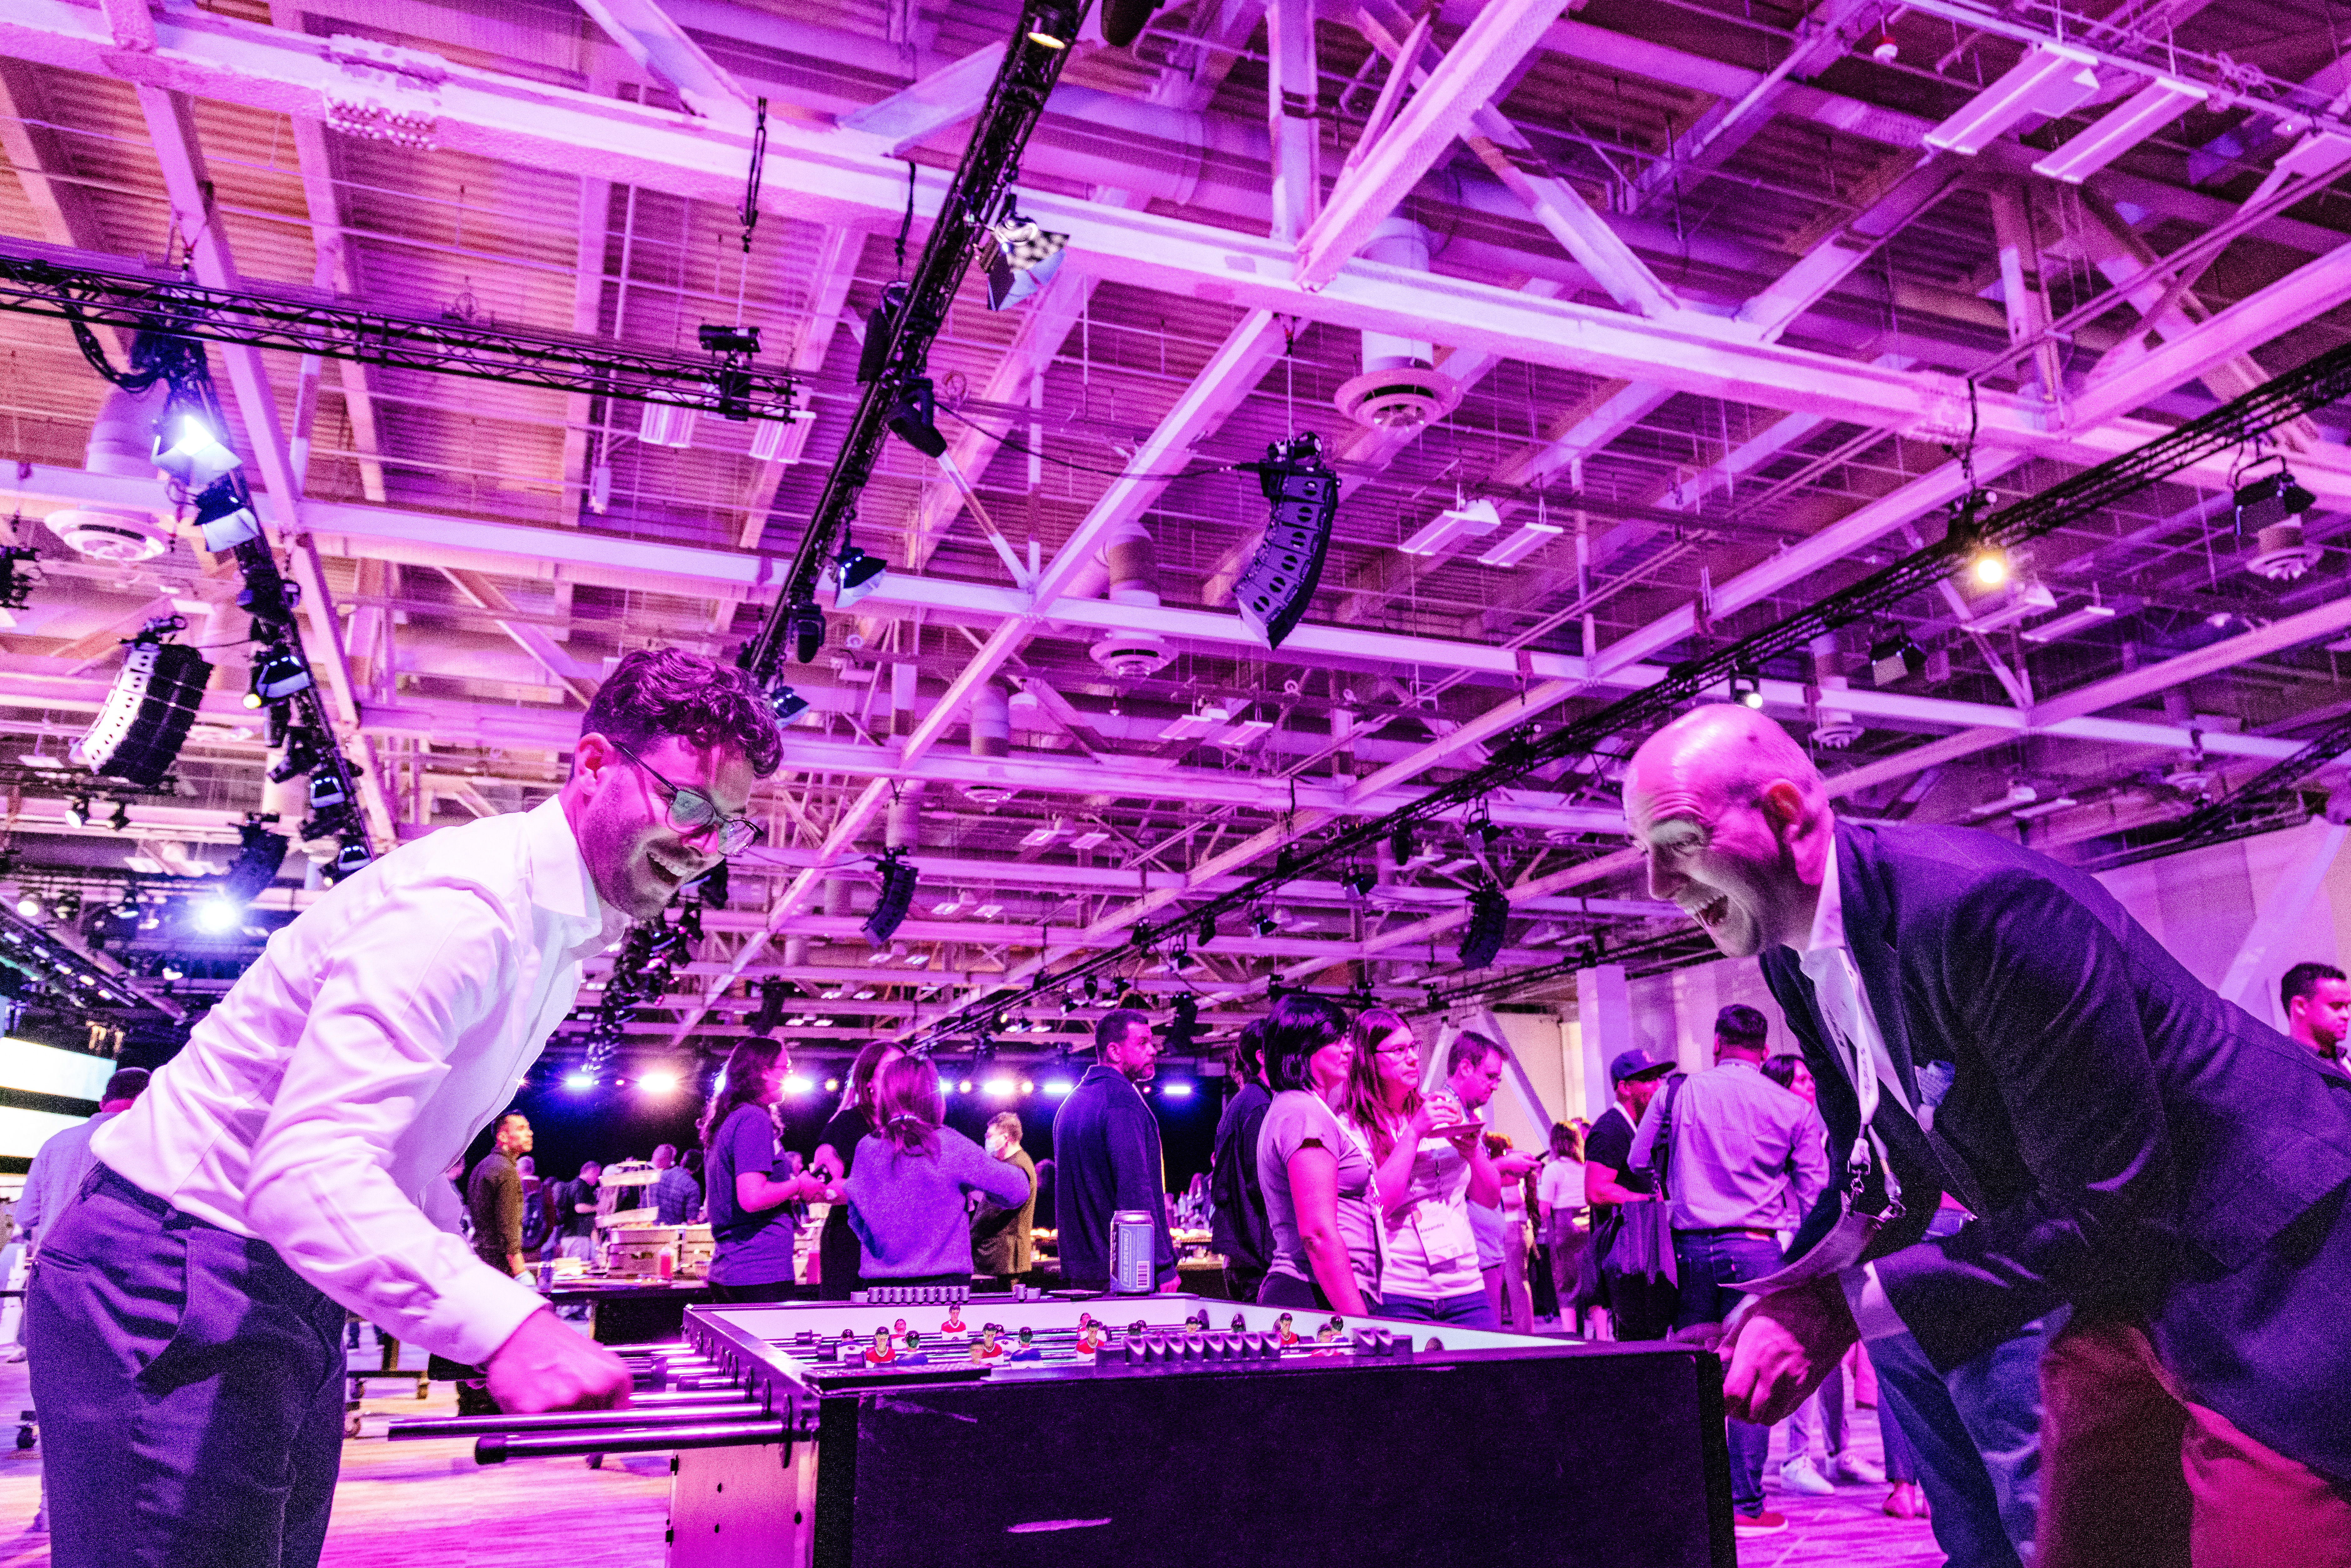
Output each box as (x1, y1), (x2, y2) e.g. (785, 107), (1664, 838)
(1109, 1209), (1155, 1295)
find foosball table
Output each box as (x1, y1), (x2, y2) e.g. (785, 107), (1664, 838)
(394, 1294), (1734, 1566)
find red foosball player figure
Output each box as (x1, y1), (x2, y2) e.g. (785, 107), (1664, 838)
(1276, 1312), (1298, 1347)
(970, 1325), (1004, 1362)
(940, 1304), (966, 1335)
(863, 1327), (895, 1367)
(1077, 1321), (1107, 1353)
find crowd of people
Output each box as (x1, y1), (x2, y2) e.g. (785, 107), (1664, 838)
(6, 644), (2346, 1568)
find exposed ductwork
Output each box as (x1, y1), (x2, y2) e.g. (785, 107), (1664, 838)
(1810, 632), (1862, 748)
(46, 385), (175, 562)
(1090, 520), (1174, 678)
(1335, 219), (1463, 432)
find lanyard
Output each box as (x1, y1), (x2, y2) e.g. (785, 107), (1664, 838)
(1824, 959), (1902, 1216)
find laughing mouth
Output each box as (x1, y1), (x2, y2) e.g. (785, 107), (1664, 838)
(1685, 893), (1731, 929)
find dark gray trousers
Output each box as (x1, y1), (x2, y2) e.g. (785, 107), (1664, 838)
(28, 1164), (348, 1568)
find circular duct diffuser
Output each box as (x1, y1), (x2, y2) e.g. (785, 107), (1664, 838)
(2247, 521), (2323, 581)
(1090, 628), (1172, 679)
(1335, 366), (1460, 431)
(47, 506), (173, 562)
(1811, 711), (1863, 749)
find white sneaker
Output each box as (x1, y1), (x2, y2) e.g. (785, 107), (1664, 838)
(1779, 1456), (1837, 1496)
(1831, 1452), (1886, 1485)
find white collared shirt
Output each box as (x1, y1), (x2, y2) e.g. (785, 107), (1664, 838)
(1795, 845), (1911, 1341)
(94, 798), (622, 1364)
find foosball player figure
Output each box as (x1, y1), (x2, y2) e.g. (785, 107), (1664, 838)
(864, 1327), (895, 1367)
(901, 1331), (929, 1365)
(1315, 1320), (1341, 1345)
(1276, 1313), (1298, 1347)
(1077, 1321), (1108, 1353)
(971, 1325), (1004, 1362)
(1007, 1327), (1041, 1362)
(1230, 1312), (1248, 1333)
(940, 1304), (965, 1335)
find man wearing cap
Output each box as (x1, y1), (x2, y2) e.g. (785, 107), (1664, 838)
(1584, 1046), (1678, 1341)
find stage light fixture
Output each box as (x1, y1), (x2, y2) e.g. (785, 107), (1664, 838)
(268, 729), (327, 784)
(1344, 865), (1378, 897)
(1390, 821), (1414, 868)
(223, 819), (290, 904)
(1970, 545), (2010, 589)
(194, 896), (241, 935)
(1164, 993), (1201, 1054)
(857, 283), (909, 385)
(13, 893), (39, 919)
(0, 546), (40, 613)
(747, 976), (789, 1036)
(190, 481), (261, 551)
(152, 414), (241, 490)
(865, 850), (918, 945)
(1730, 669), (1766, 710)
(834, 541), (888, 608)
(638, 1069), (682, 1096)
(1101, 0), (1162, 46)
(75, 621), (212, 788)
(768, 684), (811, 724)
(788, 600), (826, 664)
(1868, 634), (1926, 687)
(63, 797), (88, 829)
(1458, 884), (1511, 969)
(564, 1072), (597, 1091)
(1234, 433), (1338, 650)
(984, 211), (1070, 311)
(308, 770), (350, 812)
(1254, 913), (1278, 938)
(106, 801), (131, 833)
(885, 377), (949, 459)
(1025, 0), (1079, 49)
(330, 834), (373, 882)
(248, 646), (313, 706)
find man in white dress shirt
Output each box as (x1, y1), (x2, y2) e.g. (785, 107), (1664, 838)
(26, 648), (783, 1568)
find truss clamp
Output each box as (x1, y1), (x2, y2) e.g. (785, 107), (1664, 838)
(324, 36), (446, 151)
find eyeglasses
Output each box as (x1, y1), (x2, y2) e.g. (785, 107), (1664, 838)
(611, 740), (764, 856)
(1374, 1039), (1419, 1058)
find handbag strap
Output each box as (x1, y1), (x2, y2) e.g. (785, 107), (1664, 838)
(1648, 1072), (1686, 1202)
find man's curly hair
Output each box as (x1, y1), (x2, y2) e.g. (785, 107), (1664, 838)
(582, 648), (784, 777)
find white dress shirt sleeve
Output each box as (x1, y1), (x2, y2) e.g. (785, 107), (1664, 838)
(243, 883), (550, 1365)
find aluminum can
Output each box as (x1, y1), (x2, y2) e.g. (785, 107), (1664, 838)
(1109, 1209), (1155, 1294)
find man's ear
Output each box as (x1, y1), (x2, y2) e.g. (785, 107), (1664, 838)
(573, 732), (615, 782)
(1758, 779), (1809, 832)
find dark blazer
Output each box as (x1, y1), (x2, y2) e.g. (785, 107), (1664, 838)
(970, 1145), (1037, 1276)
(1050, 1066), (1176, 1289)
(1761, 820), (2351, 1481)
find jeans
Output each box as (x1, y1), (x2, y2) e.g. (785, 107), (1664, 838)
(1876, 1205), (2053, 1565)
(1671, 1230), (1784, 1517)
(1379, 1290), (1499, 1330)
(29, 1165), (348, 1568)
(1873, 1327), (2030, 1566)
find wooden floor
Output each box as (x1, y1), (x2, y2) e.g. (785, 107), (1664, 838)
(0, 1340), (1946, 1566)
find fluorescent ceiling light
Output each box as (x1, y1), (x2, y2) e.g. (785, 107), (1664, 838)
(1215, 716), (1274, 747)
(1399, 498), (1501, 557)
(2032, 76), (2208, 184)
(973, 903), (1004, 918)
(1019, 823), (1064, 848)
(1067, 830), (1110, 850)
(1960, 580), (2057, 634)
(1923, 43), (2101, 155)
(1158, 705), (1229, 741)
(2021, 602), (2119, 644)
(1478, 519), (1564, 568)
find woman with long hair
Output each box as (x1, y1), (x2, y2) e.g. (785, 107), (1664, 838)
(838, 1056), (1030, 1287)
(1255, 994), (1380, 1316)
(1208, 1018), (1275, 1302)
(701, 1039), (829, 1302)
(1341, 1008), (1497, 1329)
(809, 1039), (902, 1299)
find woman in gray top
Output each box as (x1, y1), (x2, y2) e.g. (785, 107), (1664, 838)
(839, 1056), (1031, 1286)
(1254, 994), (1380, 1315)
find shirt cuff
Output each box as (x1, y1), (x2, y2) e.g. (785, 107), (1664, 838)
(422, 1260), (552, 1367)
(1837, 1262), (1907, 1342)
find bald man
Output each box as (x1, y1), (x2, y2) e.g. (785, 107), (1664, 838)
(1625, 704), (2351, 1565)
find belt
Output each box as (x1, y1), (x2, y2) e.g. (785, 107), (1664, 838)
(1675, 1226), (1776, 1241)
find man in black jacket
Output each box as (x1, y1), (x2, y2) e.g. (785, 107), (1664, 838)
(1624, 704), (2351, 1560)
